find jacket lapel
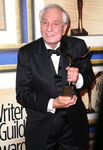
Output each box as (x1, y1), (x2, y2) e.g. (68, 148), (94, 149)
(39, 39), (58, 97)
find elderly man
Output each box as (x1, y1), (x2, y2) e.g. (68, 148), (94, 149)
(16, 4), (95, 150)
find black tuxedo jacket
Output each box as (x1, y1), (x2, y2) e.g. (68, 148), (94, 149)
(16, 36), (95, 150)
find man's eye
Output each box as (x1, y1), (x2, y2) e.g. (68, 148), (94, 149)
(54, 22), (59, 26)
(42, 21), (47, 25)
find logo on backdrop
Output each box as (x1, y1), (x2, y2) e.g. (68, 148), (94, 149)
(0, 103), (27, 150)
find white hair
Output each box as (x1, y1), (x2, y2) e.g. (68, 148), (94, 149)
(39, 4), (70, 25)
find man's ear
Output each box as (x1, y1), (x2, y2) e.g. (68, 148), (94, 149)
(63, 24), (69, 35)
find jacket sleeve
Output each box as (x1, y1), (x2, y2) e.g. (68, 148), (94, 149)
(16, 47), (50, 113)
(75, 40), (95, 90)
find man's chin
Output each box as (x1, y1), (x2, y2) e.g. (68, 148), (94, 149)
(46, 41), (59, 47)
(45, 40), (59, 45)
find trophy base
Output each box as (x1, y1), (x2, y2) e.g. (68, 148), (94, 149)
(63, 85), (76, 97)
(71, 28), (88, 36)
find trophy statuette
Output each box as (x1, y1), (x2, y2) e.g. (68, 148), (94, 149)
(60, 48), (90, 97)
(71, 0), (88, 36)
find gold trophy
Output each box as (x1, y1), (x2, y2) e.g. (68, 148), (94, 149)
(60, 48), (90, 97)
(71, 0), (88, 36)
(62, 54), (76, 97)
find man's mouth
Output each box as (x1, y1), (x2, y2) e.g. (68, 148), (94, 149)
(46, 33), (54, 37)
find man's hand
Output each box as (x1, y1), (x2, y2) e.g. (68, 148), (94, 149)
(66, 66), (79, 84)
(53, 95), (77, 109)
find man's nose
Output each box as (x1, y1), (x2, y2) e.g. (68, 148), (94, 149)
(47, 23), (52, 31)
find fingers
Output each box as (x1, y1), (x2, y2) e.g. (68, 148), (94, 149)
(53, 95), (77, 109)
(66, 67), (79, 83)
(65, 95), (77, 108)
(53, 96), (70, 109)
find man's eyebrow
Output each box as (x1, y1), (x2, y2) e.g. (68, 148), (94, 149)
(53, 20), (62, 24)
(42, 19), (47, 21)
(41, 19), (62, 23)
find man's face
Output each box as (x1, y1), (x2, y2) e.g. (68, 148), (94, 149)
(40, 8), (68, 49)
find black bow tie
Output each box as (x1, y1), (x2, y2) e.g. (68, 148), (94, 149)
(48, 48), (60, 57)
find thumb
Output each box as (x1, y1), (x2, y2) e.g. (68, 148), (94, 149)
(66, 66), (70, 70)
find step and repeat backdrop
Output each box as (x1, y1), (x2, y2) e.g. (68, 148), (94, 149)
(0, 88), (27, 150)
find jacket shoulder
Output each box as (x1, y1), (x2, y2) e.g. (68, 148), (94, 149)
(61, 36), (88, 57)
(19, 38), (43, 54)
(62, 35), (86, 44)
